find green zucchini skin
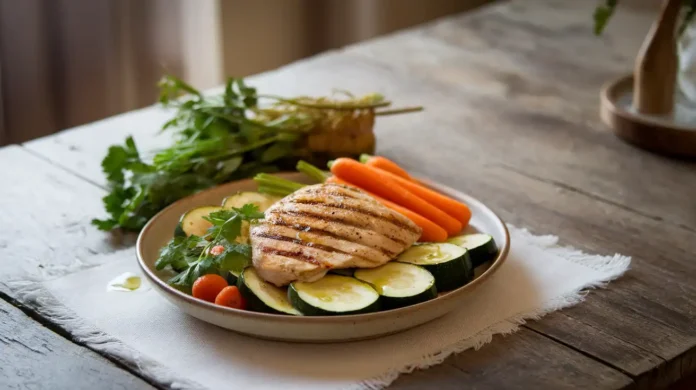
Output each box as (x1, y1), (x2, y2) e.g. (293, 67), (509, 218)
(176, 206), (222, 237)
(448, 234), (498, 267)
(329, 268), (355, 277)
(174, 224), (187, 238)
(396, 243), (473, 292)
(354, 263), (437, 310)
(382, 284), (436, 309)
(415, 254), (472, 292)
(237, 268), (300, 315)
(288, 276), (380, 316)
(225, 270), (240, 286)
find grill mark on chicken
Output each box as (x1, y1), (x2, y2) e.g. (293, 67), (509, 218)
(303, 189), (361, 200)
(259, 247), (330, 268)
(323, 183), (367, 196)
(272, 209), (410, 246)
(290, 199), (420, 233)
(266, 219), (399, 257)
(252, 231), (377, 262)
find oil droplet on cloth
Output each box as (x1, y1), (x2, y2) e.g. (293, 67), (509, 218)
(107, 272), (143, 292)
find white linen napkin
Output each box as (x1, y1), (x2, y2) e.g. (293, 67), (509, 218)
(30, 226), (629, 390)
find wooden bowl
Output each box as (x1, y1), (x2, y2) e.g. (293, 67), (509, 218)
(136, 173), (510, 343)
(601, 74), (696, 158)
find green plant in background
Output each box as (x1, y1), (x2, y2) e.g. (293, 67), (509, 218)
(92, 75), (422, 232)
(594, 0), (696, 35)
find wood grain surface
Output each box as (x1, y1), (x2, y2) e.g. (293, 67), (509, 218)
(0, 145), (133, 291)
(5, 0), (696, 389)
(0, 297), (153, 390)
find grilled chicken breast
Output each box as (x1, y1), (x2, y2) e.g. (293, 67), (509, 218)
(250, 183), (422, 286)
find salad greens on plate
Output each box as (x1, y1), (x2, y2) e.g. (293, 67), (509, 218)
(155, 205), (264, 293)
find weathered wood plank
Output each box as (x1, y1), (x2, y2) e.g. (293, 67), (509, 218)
(0, 145), (130, 289)
(392, 329), (634, 390)
(0, 297), (153, 390)
(526, 312), (665, 378)
(388, 361), (475, 390)
(23, 106), (174, 188)
(445, 328), (633, 390)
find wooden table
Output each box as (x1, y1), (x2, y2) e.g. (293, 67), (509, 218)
(2, 1), (695, 389)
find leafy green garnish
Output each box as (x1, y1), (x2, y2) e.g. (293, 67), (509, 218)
(156, 204), (264, 291)
(92, 75), (422, 232)
(593, 0), (617, 35)
(594, 1), (696, 37)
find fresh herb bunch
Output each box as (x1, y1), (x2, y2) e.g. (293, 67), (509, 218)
(594, 0), (696, 35)
(93, 75), (421, 232)
(155, 204), (264, 292)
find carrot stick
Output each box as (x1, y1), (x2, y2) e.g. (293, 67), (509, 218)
(327, 177), (448, 242)
(370, 168), (472, 226)
(330, 158), (462, 235)
(358, 155), (470, 224)
(359, 154), (413, 181)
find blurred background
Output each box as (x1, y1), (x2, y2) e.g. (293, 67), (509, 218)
(0, 0), (491, 145)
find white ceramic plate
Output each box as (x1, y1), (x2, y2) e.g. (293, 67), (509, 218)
(136, 172), (509, 343)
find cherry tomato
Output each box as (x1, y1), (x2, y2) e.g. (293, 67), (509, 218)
(192, 274), (228, 302)
(214, 286), (246, 309)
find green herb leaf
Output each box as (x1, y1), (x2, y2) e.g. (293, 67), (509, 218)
(91, 218), (119, 231)
(158, 75), (201, 105)
(155, 235), (205, 271)
(593, 0), (618, 35)
(261, 142), (294, 163)
(169, 256), (218, 290)
(232, 204), (266, 220)
(217, 215), (242, 243)
(217, 245), (252, 274)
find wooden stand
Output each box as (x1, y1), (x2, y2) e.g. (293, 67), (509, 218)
(601, 75), (696, 158)
(632, 0), (679, 114)
(601, 0), (696, 158)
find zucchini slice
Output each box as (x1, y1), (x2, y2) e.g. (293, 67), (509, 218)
(447, 233), (498, 267)
(354, 262), (436, 309)
(288, 275), (380, 316)
(175, 206), (222, 237)
(222, 192), (280, 212)
(238, 267), (300, 315)
(396, 243), (473, 292)
(329, 268), (355, 277)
